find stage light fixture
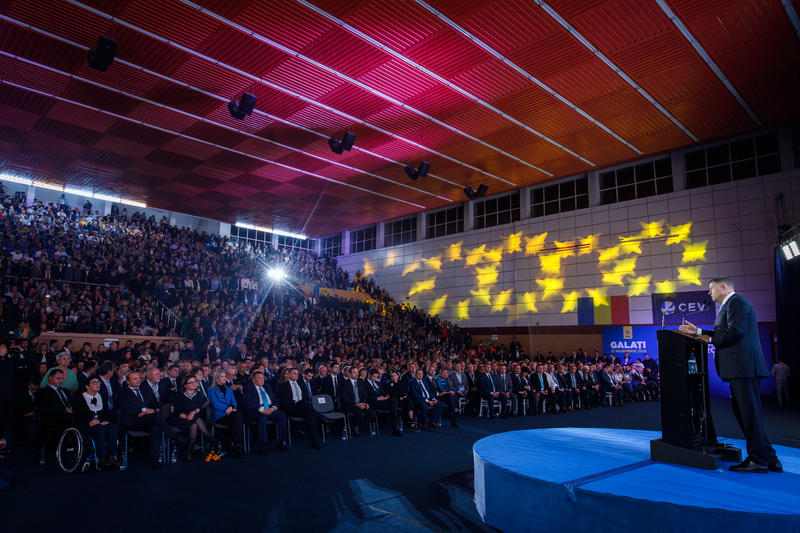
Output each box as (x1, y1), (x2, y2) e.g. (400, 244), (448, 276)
(228, 92), (257, 120)
(404, 161), (430, 180)
(267, 267), (287, 281)
(88, 36), (117, 72)
(328, 132), (357, 154)
(463, 184), (488, 200)
(782, 239), (800, 261)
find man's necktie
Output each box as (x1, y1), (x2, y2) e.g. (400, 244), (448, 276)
(258, 387), (270, 408)
(352, 380), (359, 403)
(133, 388), (144, 405)
(419, 380), (429, 400)
(57, 388), (70, 408)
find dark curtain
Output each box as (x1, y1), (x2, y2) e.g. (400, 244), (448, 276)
(774, 247), (800, 408)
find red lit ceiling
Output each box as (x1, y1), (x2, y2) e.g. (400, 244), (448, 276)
(0, 0), (798, 236)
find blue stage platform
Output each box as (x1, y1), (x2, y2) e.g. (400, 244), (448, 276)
(474, 428), (800, 533)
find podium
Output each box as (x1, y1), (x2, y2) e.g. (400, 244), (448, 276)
(649, 330), (741, 469)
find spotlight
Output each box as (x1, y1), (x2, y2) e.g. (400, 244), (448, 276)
(404, 161), (430, 180)
(463, 184), (488, 200)
(328, 132), (357, 154)
(267, 267), (287, 281)
(88, 36), (118, 72)
(782, 239), (800, 261)
(228, 92), (257, 120)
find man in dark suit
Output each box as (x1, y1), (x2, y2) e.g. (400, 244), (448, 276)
(408, 369), (445, 428)
(681, 277), (781, 473)
(37, 369), (73, 438)
(158, 365), (181, 405)
(276, 367), (322, 449)
(116, 371), (176, 469)
(340, 367), (376, 437)
(365, 369), (402, 436)
(531, 363), (550, 414)
(241, 371), (287, 453)
(479, 364), (506, 419)
(492, 364), (513, 417)
(598, 363), (622, 406)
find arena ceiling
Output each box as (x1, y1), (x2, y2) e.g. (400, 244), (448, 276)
(0, 0), (799, 237)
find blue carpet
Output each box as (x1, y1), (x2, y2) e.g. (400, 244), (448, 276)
(474, 428), (800, 533)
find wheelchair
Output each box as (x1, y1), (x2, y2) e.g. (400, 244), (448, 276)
(55, 427), (98, 474)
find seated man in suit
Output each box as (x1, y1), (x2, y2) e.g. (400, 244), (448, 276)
(479, 364), (506, 419)
(158, 365), (181, 405)
(531, 363), (550, 414)
(510, 364), (537, 416)
(567, 363), (588, 409)
(365, 369), (402, 436)
(448, 361), (469, 412)
(277, 368), (322, 449)
(37, 369), (73, 450)
(116, 370), (177, 469)
(544, 363), (566, 412)
(408, 368), (445, 428)
(492, 364), (514, 416)
(241, 371), (288, 454)
(556, 364), (574, 411)
(340, 366), (376, 437)
(142, 367), (163, 408)
(598, 363), (623, 406)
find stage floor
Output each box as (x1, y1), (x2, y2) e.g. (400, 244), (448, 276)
(474, 428), (800, 533)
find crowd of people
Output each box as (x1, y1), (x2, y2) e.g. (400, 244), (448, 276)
(0, 188), (660, 476)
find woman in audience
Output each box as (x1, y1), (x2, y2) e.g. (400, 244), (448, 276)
(171, 376), (211, 462)
(207, 370), (245, 457)
(72, 376), (119, 469)
(41, 352), (78, 392)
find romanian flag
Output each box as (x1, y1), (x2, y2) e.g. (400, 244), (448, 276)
(577, 295), (629, 325)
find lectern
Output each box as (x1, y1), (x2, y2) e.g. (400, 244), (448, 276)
(650, 330), (741, 469)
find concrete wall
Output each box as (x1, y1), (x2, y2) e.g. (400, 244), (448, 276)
(336, 171), (800, 328)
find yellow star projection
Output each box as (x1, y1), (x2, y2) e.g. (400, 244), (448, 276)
(666, 222), (693, 245)
(428, 294), (447, 317)
(401, 262), (420, 276)
(586, 287), (610, 307)
(446, 242), (463, 262)
(554, 240), (576, 257)
(491, 289), (513, 313)
(362, 259), (375, 277)
(525, 232), (548, 255)
(578, 234), (599, 255)
(484, 246), (503, 264)
(421, 255), (442, 271)
(456, 299), (470, 320)
(677, 266), (703, 286)
(539, 253), (563, 275)
(383, 248), (398, 268)
(627, 275), (652, 297)
(601, 271), (626, 286)
(681, 241), (708, 263)
(465, 245), (486, 267)
(536, 278), (564, 300)
(470, 288), (492, 306)
(618, 235), (643, 255)
(475, 265), (499, 287)
(640, 220), (665, 239)
(655, 279), (677, 293)
(520, 292), (537, 313)
(561, 291), (579, 313)
(408, 277), (435, 296)
(505, 232), (522, 254)
(613, 257), (638, 275)
(597, 245), (621, 263)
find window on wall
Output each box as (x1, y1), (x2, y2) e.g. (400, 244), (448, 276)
(474, 192), (520, 230)
(321, 233), (342, 257)
(426, 205), (464, 239)
(384, 216), (417, 247)
(230, 226), (272, 248)
(685, 132), (781, 189)
(531, 176), (589, 218)
(277, 235), (315, 251)
(599, 157), (672, 205)
(350, 225), (376, 254)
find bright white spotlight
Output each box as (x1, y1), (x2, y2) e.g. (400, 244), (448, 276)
(790, 241), (800, 259)
(267, 267), (287, 281)
(783, 245), (794, 261)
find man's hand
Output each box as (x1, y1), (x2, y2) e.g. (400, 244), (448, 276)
(679, 321), (698, 336)
(65, 407), (73, 414)
(225, 406), (233, 415)
(265, 406), (277, 415)
(89, 419), (100, 426)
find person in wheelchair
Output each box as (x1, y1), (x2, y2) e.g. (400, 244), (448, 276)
(73, 377), (119, 470)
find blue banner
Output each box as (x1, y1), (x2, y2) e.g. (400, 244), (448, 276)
(651, 290), (715, 326)
(603, 325), (664, 360)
